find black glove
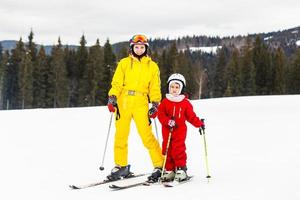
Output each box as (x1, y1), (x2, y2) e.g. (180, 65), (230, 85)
(199, 119), (205, 135)
(148, 102), (159, 118)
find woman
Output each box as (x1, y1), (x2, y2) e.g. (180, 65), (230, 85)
(106, 34), (163, 182)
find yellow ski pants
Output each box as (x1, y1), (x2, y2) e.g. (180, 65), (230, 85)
(114, 91), (164, 168)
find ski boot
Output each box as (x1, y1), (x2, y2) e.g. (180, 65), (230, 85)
(147, 167), (162, 182)
(107, 165), (133, 181)
(161, 170), (175, 182)
(174, 166), (188, 182)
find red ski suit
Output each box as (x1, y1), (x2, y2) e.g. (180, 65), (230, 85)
(158, 96), (203, 171)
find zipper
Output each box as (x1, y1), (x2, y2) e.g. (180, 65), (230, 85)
(172, 105), (176, 119)
(179, 107), (182, 119)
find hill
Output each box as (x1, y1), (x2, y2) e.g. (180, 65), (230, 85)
(0, 95), (299, 200)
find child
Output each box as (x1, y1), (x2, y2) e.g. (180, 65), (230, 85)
(157, 73), (205, 182)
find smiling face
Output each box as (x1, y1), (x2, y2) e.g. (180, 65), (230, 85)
(133, 44), (146, 56)
(169, 82), (181, 96)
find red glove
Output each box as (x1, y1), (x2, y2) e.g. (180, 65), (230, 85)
(107, 95), (117, 112)
(148, 102), (159, 118)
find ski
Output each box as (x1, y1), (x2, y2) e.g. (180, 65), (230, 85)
(109, 181), (153, 190)
(69, 173), (148, 190)
(162, 176), (193, 187)
(109, 176), (193, 190)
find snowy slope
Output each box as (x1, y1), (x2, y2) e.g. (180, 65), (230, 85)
(0, 95), (300, 200)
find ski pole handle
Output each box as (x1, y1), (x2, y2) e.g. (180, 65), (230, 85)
(199, 118), (205, 135)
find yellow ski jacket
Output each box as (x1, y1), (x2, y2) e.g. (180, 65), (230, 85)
(108, 55), (161, 103)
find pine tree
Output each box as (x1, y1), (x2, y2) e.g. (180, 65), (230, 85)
(240, 38), (256, 96)
(90, 39), (104, 106)
(34, 46), (49, 108)
(213, 46), (229, 97)
(50, 37), (69, 107)
(77, 35), (89, 106)
(7, 38), (25, 109)
(253, 36), (271, 95)
(166, 41), (178, 74)
(18, 50), (33, 109)
(64, 47), (78, 107)
(84, 39), (103, 106)
(177, 49), (197, 98)
(27, 30), (38, 63)
(27, 30), (41, 108)
(272, 48), (286, 94)
(157, 49), (169, 94)
(1, 50), (10, 109)
(100, 39), (116, 105)
(288, 48), (300, 94)
(225, 47), (241, 96)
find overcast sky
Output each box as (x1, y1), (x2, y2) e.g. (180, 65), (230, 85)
(1, 0), (299, 46)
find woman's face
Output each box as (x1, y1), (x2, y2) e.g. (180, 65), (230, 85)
(169, 82), (181, 96)
(133, 44), (146, 56)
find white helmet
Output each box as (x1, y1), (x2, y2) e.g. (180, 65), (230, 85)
(167, 73), (186, 86)
(167, 73), (186, 94)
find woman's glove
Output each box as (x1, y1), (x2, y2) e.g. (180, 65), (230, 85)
(107, 95), (117, 112)
(148, 102), (159, 118)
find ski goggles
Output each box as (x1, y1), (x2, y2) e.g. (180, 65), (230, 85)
(130, 34), (149, 46)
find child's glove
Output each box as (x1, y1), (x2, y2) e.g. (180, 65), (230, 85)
(199, 119), (205, 130)
(199, 119), (205, 134)
(168, 119), (176, 128)
(148, 102), (159, 118)
(107, 95), (117, 112)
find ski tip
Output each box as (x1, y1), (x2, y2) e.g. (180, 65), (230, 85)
(69, 185), (80, 189)
(163, 183), (173, 187)
(109, 184), (121, 190)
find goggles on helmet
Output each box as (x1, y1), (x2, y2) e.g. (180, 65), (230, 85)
(130, 34), (149, 46)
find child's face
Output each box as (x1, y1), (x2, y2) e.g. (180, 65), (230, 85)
(133, 44), (146, 56)
(170, 82), (181, 96)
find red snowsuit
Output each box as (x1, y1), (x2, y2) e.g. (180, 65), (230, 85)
(158, 95), (203, 171)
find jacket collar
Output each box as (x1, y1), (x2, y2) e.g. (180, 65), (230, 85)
(166, 93), (185, 102)
(129, 54), (151, 63)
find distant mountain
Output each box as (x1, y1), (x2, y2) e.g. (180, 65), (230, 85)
(112, 26), (300, 56)
(1, 26), (299, 55)
(0, 40), (77, 55)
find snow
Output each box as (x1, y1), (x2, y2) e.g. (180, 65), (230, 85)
(291, 30), (298, 34)
(185, 46), (221, 54)
(296, 40), (300, 46)
(0, 95), (300, 200)
(264, 36), (273, 41)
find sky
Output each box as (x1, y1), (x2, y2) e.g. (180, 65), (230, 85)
(1, 0), (300, 45)
(0, 95), (299, 200)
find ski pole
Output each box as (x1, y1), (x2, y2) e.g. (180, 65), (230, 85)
(99, 112), (114, 171)
(160, 106), (176, 181)
(153, 118), (160, 144)
(199, 119), (211, 180)
(160, 127), (172, 181)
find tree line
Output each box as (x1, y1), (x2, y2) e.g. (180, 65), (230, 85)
(0, 31), (300, 110)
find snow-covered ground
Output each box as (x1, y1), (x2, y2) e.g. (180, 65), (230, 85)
(184, 46), (222, 54)
(0, 95), (299, 200)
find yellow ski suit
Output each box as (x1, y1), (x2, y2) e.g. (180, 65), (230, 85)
(108, 55), (164, 168)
